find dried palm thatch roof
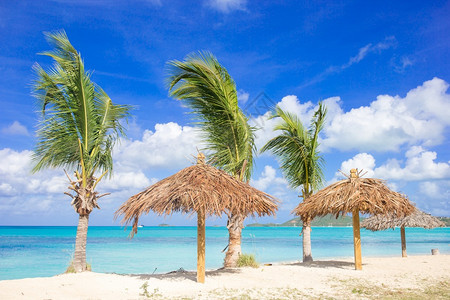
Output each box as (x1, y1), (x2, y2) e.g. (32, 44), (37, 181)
(294, 170), (415, 218)
(116, 162), (278, 235)
(361, 209), (446, 231)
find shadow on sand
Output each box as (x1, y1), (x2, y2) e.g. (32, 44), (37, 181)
(126, 267), (241, 282)
(285, 260), (360, 270)
(122, 260), (360, 282)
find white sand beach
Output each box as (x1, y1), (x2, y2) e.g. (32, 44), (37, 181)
(0, 255), (449, 299)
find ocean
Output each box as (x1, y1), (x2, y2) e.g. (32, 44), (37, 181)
(0, 226), (449, 280)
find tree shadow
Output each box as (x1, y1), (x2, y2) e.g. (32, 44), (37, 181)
(285, 260), (360, 270)
(126, 267), (241, 282)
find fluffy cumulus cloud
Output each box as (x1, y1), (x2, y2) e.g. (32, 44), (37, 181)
(0, 149), (68, 215)
(0, 148), (66, 197)
(323, 78), (450, 151)
(375, 146), (450, 181)
(0, 121), (202, 216)
(254, 78), (450, 153)
(338, 153), (376, 178)
(251, 165), (287, 191)
(338, 147), (450, 182)
(113, 122), (202, 171)
(250, 165), (297, 211)
(336, 147), (450, 215)
(1, 121), (29, 136)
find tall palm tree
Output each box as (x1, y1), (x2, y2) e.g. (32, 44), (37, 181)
(261, 103), (326, 262)
(32, 30), (131, 272)
(166, 51), (256, 267)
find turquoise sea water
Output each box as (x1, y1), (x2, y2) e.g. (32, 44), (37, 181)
(0, 226), (449, 280)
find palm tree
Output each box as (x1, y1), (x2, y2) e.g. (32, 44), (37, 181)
(166, 51), (256, 267)
(261, 103), (326, 262)
(32, 30), (131, 272)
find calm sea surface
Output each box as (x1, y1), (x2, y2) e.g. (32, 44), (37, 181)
(0, 226), (449, 280)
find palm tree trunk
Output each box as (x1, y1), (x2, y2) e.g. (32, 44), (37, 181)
(401, 226), (407, 258)
(224, 213), (244, 268)
(73, 213), (89, 272)
(302, 217), (313, 262)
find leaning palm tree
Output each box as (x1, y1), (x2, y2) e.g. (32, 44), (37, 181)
(261, 103), (326, 262)
(32, 30), (131, 272)
(166, 52), (256, 267)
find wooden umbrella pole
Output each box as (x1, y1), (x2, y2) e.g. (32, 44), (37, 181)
(197, 208), (206, 283)
(400, 226), (407, 258)
(352, 208), (362, 270)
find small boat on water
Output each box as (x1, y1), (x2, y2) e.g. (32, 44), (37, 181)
(137, 225), (144, 228)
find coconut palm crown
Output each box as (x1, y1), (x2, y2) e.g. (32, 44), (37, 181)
(166, 51), (256, 182)
(261, 103), (327, 262)
(32, 30), (131, 272)
(261, 104), (326, 195)
(166, 51), (257, 267)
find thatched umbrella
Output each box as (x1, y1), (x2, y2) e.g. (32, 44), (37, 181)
(361, 208), (445, 257)
(294, 169), (415, 270)
(115, 154), (277, 283)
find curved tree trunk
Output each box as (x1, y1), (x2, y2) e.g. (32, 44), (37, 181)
(302, 217), (313, 262)
(224, 213), (244, 268)
(73, 213), (90, 272)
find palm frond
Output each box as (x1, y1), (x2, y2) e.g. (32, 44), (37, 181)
(166, 51), (255, 181)
(261, 104), (327, 196)
(32, 30), (131, 181)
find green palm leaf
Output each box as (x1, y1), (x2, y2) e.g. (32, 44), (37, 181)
(261, 103), (327, 197)
(166, 51), (255, 181)
(32, 30), (131, 181)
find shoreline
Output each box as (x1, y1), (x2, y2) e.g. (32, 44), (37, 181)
(1, 254), (448, 299)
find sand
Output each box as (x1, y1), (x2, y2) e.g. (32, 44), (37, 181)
(0, 255), (449, 299)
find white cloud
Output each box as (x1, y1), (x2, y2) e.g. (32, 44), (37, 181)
(207, 0), (247, 13)
(101, 171), (155, 192)
(375, 146), (450, 181)
(0, 121), (204, 216)
(0, 183), (14, 196)
(251, 165), (287, 191)
(337, 153), (376, 179)
(114, 122), (203, 171)
(0, 148), (66, 197)
(323, 78), (450, 152)
(338, 147), (450, 182)
(419, 181), (449, 200)
(0, 148), (157, 213)
(237, 89), (249, 104)
(250, 165), (296, 211)
(336, 149), (450, 214)
(253, 78), (450, 154)
(417, 180), (450, 216)
(1, 121), (29, 136)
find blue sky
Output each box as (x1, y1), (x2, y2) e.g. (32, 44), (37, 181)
(0, 0), (449, 226)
